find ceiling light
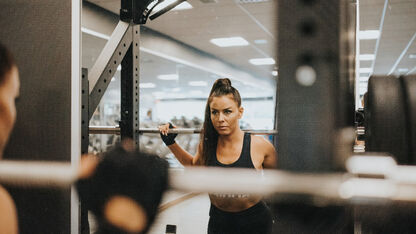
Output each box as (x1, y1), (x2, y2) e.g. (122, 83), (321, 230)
(409, 54), (416, 59)
(358, 30), (380, 40)
(153, 0), (193, 12)
(254, 39), (267, 45)
(117, 65), (121, 71)
(157, 74), (179, 80)
(111, 77), (116, 82)
(398, 68), (409, 73)
(210, 37), (249, 47)
(360, 54), (375, 61)
(140, 83), (156, 88)
(249, 58), (275, 65)
(272, 70), (278, 76)
(189, 81), (208, 87)
(359, 68), (372, 73)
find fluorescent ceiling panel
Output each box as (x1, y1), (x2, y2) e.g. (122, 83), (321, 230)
(360, 54), (375, 61)
(158, 74), (179, 80)
(254, 39), (267, 44)
(210, 37), (249, 47)
(358, 30), (380, 40)
(189, 81), (208, 86)
(249, 58), (275, 65)
(359, 68), (373, 73)
(140, 83), (156, 88)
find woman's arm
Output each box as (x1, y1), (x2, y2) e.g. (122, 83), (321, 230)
(262, 138), (278, 169)
(167, 143), (196, 166)
(0, 186), (18, 234)
(159, 123), (199, 166)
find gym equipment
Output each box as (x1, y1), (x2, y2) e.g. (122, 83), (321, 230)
(1, 155), (416, 203)
(89, 126), (278, 135)
(401, 75), (416, 164)
(365, 76), (409, 164)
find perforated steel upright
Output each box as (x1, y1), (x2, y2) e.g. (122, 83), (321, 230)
(277, 0), (353, 172)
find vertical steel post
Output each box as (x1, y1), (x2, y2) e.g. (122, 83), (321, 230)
(80, 68), (90, 234)
(120, 24), (140, 147)
(132, 25), (141, 147)
(81, 68), (89, 155)
(120, 43), (134, 140)
(277, 0), (347, 172)
(274, 1), (353, 233)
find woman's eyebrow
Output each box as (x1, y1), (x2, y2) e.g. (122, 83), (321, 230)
(211, 107), (232, 111)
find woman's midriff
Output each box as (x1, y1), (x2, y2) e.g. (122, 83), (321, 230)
(209, 194), (262, 212)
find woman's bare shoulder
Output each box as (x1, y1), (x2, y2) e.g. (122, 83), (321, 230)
(251, 135), (274, 148)
(0, 185), (18, 234)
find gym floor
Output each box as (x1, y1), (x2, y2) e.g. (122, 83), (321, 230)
(149, 192), (210, 234)
(88, 191), (210, 234)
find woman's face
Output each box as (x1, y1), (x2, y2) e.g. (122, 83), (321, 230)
(0, 66), (20, 157)
(209, 94), (243, 135)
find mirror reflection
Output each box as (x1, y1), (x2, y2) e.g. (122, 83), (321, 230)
(83, 0), (277, 233)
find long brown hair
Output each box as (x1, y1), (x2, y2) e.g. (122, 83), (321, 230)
(0, 42), (16, 85)
(197, 78), (242, 165)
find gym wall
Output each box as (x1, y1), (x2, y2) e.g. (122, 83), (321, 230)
(0, 1), (77, 233)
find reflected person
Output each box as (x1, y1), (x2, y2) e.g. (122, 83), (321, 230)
(159, 78), (277, 234)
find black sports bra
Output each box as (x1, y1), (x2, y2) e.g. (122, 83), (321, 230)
(207, 132), (255, 169)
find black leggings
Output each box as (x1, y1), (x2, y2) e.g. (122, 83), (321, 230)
(208, 201), (273, 234)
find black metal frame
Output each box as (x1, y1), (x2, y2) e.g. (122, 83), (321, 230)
(88, 0), (172, 148)
(81, 68), (89, 155)
(277, 0), (354, 172)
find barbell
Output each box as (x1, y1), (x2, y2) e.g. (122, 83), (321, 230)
(88, 127), (278, 135)
(2, 155), (416, 205)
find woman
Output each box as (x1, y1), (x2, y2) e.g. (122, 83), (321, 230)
(0, 42), (168, 234)
(159, 78), (277, 234)
(0, 42), (20, 234)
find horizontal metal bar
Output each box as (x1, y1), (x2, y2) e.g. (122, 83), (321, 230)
(1, 156), (416, 204)
(89, 126), (121, 135)
(0, 160), (77, 188)
(89, 126), (278, 135)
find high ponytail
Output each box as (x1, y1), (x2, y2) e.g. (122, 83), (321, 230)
(197, 78), (242, 165)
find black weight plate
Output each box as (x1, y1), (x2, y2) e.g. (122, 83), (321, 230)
(365, 76), (410, 164)
(402, 75), (416, 164)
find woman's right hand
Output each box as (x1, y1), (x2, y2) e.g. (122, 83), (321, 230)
(158, 123), (178, 146)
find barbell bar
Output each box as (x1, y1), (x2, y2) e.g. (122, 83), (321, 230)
(1, 155), (416, 204)
(88, 126), (278, 135)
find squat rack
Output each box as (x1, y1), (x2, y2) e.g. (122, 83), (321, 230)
(84, 0), (282, 155)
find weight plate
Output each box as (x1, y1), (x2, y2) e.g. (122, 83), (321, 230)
(365, 76), (409, 164)
(402, 75), (416, 164)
